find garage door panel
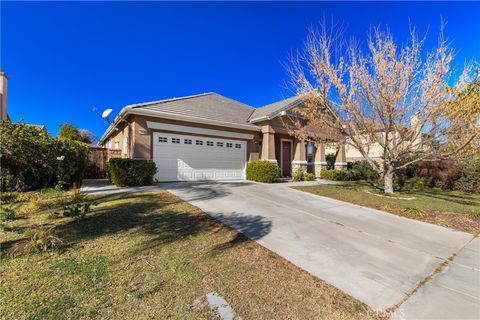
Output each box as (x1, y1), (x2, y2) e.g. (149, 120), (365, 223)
(153, 132), (246, 182)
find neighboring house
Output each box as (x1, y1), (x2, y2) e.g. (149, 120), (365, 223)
(98, 92), (348, 182)
(325, 116), (424, 162)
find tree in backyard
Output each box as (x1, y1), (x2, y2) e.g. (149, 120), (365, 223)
(285, 20), (479, 193)
(58, 123), (93, 144)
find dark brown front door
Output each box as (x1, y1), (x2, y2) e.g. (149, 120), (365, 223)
(281, 141), (292, 177)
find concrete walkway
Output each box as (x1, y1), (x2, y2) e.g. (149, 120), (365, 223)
(81, 180), (479, 319)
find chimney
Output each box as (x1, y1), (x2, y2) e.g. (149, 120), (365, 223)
(0, 69), (7, 120)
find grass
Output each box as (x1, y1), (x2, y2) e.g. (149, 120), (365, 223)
(0, 190), (381, 320)
(293, 182), (480, 234)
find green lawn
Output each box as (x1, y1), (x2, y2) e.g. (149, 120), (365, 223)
(293, 182), (480, 234)
(0, 190), (380, 320)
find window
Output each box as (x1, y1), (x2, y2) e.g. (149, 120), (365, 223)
(306, 143), (315, 163)
(196, 140), (203, 145)
(207, 141), (214, 146)
(172, 138), (180, 144)
(114, 140), (120, 149)
(226, 143), (233, 148)
(184, 139), (192, 144)
(158, 137), (168, 143)
(235, 143), (241, 149)
(217, 142), (224, 147)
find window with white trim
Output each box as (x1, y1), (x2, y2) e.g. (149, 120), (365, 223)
(226, 143), (233, 148)
(172, 138), (180, 144)
(195, 140), (203, 145)
(235, 143), (241, 149)
(158, 137), (168, 143)
(184, 139), (192, 144)
(206, 141), (214, 146)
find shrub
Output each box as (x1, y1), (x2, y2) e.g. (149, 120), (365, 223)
(320, 169), (339, 180)
(292, 168), (304, 181)
(9, 226), (62, 256)
(0, 121), (56, 191)
(326, 153), (336, 170)
(454, 158), (480, 193)
(334, 170), (353, 181)
(54, 138), (89, 189)
(400, 207), (426, 219)
(245, 160), (280, 183)
(0, 120), (89, 192)
(108, 158), (157, 186)
(404, 177), (426, 190)
(0, 207), (16, 221)
(304, 173), (316, 181)
(350, 161), (377, 181)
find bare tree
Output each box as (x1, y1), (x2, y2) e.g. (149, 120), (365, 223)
(286, 20), (479, 193)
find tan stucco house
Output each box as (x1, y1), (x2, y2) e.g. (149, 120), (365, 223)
(98, 92), (348, 182)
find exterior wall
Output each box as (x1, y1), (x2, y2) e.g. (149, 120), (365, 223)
(130, 115), (260, 161)
(0, 71), (7, 120)
(256, 117), (306, 176)
(106, 123), (126, 157)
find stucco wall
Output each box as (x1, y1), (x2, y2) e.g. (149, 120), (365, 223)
(131, 115), (260, 161)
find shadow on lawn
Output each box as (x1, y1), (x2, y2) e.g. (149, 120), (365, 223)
(414, 190), (480, 206)
(57, 191), (270, 255)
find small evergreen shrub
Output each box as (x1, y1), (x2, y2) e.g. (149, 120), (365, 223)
(245, 160), (280, 183)
(320, 169), (340, 180)
(350, 161), (377, 181)
(454, 158), (480, 193)
(304, 173), (316, 181)
(107, 158), (157, 186)
(325, 153), (336, 169)
(292, 168), (304, 181)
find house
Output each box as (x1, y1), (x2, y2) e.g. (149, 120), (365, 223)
(98, 92), (348, 182)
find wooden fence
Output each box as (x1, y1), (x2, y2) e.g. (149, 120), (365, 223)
(83, 147), (122, 179)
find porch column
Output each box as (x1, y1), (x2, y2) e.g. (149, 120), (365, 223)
(335, 143), (348, 170)
(261, 125), (276, 162)
(292, 140), (307, 173)
(314, 143), (327, 177)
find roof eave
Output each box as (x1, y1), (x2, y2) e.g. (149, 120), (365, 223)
(98, 106), (261, 145)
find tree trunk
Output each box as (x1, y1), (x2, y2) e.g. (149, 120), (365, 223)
(384, 170), (394, 194)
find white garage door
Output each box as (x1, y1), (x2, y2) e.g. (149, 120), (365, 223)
(152, 132), (247, 182)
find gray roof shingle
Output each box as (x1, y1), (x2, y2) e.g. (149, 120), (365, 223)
(248, 95), (303, 122)
(129, 92), (256, 126)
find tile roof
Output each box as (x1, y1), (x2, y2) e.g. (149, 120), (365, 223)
(128, 92), (256, 126)
(248, 95), (303, 122)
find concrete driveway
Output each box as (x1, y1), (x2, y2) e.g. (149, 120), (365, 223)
(161, 181), (479, 319)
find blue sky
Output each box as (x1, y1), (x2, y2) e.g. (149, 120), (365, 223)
(2, 1), (479, 140)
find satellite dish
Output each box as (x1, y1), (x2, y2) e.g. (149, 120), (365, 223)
(102, 109), (112, 119)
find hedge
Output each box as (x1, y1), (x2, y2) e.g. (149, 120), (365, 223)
(245, 160), (280, 183)
(107, 158), (157, 186)
(0, 120), (89, 191)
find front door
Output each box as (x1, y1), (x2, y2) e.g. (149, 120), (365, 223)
(281, 141), (292, 177)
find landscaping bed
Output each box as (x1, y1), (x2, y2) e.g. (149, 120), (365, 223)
(0, 190), (381, 319)
(293, 182), (480, 234)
